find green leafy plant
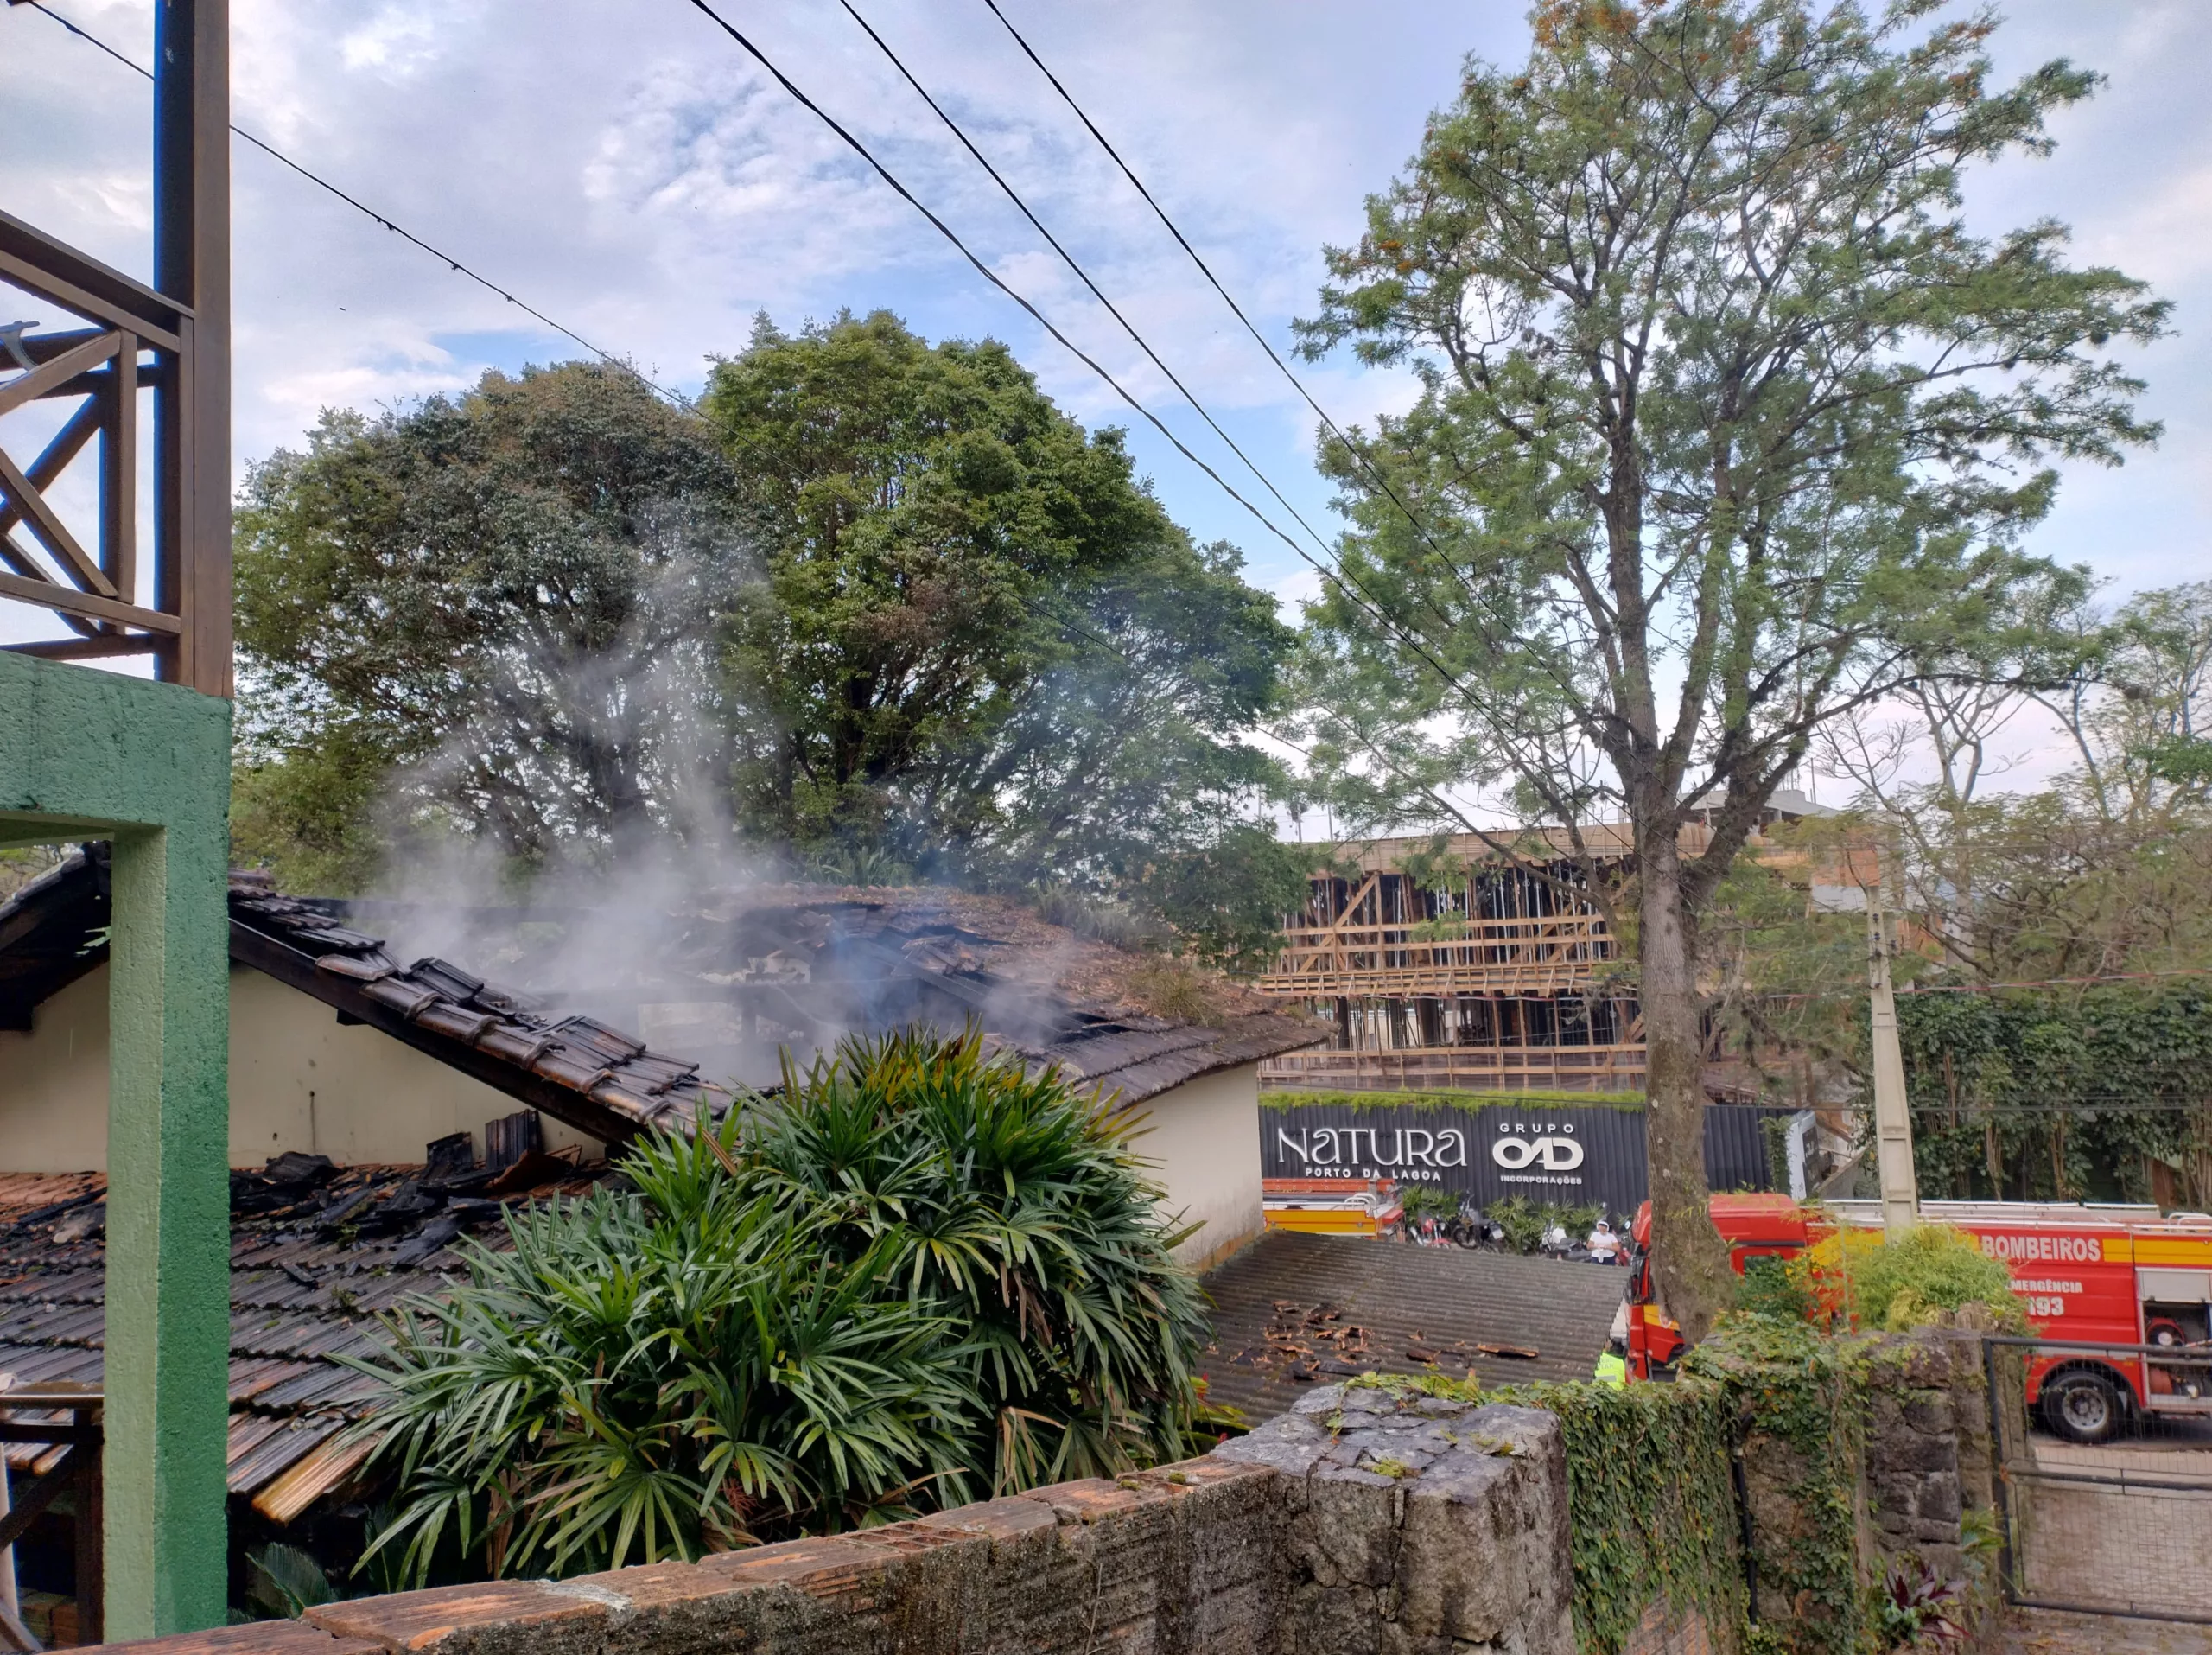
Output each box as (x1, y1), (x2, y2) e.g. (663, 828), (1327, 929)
(1873, 1556), (1969, 1653)
(1349, 1369), (1483, 1405)
(1553, 1202), (1604, 1244)
(1897, 983), (2212, 1206)
(1735, 1253), (1816, 1323)
(243, 1543), (340, 1619)
(1400, 1184), (1459, 1223)
(1791, 1223), (2024, 1332)
(1486, 1195), (1549, 1254)
(347, 1029), (1205, 1584)
(1485, 1378), (1745, 1655)
(1485, 1196), (1603, 1254)
(1685, 1319), (1870, 1653)
(1258, 1088), (1643, 1113)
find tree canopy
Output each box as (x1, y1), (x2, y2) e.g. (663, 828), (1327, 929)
(232, 319), (1297, 942)
(703, 311), (1291, 889)
(232, 361), (741, 884)
(1290, 0), (2168, 1334)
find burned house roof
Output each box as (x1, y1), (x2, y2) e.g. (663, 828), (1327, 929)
(0, 849), (724, 1147)
(568, 883), (1321, 1105)
(0, 1148), (607, 1525)
(226, 874), (726, 1148)
(2, 856), (1319, 1144)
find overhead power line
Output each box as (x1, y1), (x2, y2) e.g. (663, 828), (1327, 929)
(18, 0), (694, 411)
(835, 0), (1347, 576)
(22, 0), (1449, 782)
(27, 0), (1517, 810)
(977, 0), (1489, 614)
(829, 0), (1542, 842)
(1764, 966), (2212, 1004)
(676, 0), (1510, 752)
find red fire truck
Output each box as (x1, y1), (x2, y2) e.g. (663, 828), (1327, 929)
(1625, 1195), (2212, 1443)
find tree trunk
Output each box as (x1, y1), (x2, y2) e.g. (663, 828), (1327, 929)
(1638, 831), (1734, 1346)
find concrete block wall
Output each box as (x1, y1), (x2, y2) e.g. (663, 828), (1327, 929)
(89, 1390), (1572, 1655)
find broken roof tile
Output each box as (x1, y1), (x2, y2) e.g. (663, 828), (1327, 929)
(550, 1015), (646, 1064)
(410, 1001), (497, 1043)
(407, 957), (485, 1002)
(0, 1159), (625, 1519)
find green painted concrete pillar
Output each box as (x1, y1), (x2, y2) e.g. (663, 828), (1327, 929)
(0, 651), (232, 1639)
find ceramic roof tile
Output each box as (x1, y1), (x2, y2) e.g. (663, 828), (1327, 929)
(0, 1159), (622, 1518)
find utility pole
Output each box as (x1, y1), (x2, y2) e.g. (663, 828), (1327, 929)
(1866, 865), (1919, 1238)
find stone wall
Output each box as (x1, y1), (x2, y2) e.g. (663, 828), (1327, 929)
(1214, 1384), (1573, 1655)
(92, 1389), (1571, 1655)
(1861, 1330), (1998, 1583)
(1724, 1324), (2004, 1650)
(85, 1331), (2005, 1655)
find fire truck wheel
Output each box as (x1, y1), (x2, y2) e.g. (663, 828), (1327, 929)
(2041, 1368), (2128, 1445)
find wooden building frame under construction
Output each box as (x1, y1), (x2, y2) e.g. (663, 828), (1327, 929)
(1255, 830), (1644, 1094)
(1253, 799), (1853, 1097)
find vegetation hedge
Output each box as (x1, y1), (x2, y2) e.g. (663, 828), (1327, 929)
(1259, 1086), (1644, 1112)
(1494, 1377), (1748, 1655)
(1897, 983), (2212, 1203)
(1788, 1224), (2025, 1334)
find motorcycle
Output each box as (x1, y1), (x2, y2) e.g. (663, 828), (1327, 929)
(1446, 1196), (1508, 1251)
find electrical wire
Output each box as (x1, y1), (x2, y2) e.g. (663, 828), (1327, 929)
(1758, 966), (2212, 1003)
(29, 0), (1538, 831)
(27, 0), (1607, 860)
(976, 0), (1491, 614)
(675, 0), (1506, 742)
(28, 0), (1493, 828)
(829, 1), (1531, 843)
(18, 0), (695, 411)
(911, 1), (1639, 869)
(835, 0), (1351, 579)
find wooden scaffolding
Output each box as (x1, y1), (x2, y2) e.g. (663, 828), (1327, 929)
(1255, 846), (1646, 1095)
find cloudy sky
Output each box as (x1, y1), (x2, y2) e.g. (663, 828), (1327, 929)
(4, 0), (2207, 784)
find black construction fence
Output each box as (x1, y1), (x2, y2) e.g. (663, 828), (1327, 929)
(1258, 1096), (1803, 1220)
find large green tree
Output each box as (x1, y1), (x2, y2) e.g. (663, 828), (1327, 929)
(1293, 0), (2166, 1335)
(703, 311), (1289, 888)
(233, 361), (744, 882)
(234, 321), (1294, 927)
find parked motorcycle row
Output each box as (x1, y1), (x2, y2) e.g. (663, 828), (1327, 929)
(1395, 1194), (1631, 1264)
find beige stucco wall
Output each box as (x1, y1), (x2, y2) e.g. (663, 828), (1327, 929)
(0, 963), (597, 1172)
(2, 964), (1265, 1251)
(1125, 1060), (1265, 1268)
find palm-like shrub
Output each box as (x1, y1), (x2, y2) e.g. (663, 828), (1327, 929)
(350, 1030), (1205, 1583)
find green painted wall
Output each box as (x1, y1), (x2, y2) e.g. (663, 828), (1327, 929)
(0, 651), (232, 1639)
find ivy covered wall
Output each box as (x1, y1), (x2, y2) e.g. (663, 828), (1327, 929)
(1896, 983), (2212, 1204)
(1499, 1321), (2003, 1655)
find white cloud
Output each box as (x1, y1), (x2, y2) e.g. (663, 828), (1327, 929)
(3, 0), (2206, 730)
